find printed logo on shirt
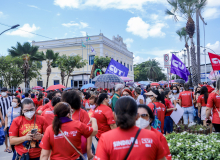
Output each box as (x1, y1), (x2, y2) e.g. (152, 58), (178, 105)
(113, 137), (138, 150)
(70, 131), (77, 136)
(141, 138), (153, 144)
(157, 107), (161, 111)
(45, 111), (53, 114)
(216, 96), (220, 99)
(94, 110), (102, 114)
(54, 131), (69, 139)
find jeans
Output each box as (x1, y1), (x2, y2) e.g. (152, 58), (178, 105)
(164, 116), (173, 134)
(194, 108), (201, 124)
(183, 106), (194, 124)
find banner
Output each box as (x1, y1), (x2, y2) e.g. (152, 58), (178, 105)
(90, 63), (103, 79)
(208, 52), (220, 71)
(208, 70), (220, 80)
(170, 54), (190, 82)
(105, 59), (129, 77)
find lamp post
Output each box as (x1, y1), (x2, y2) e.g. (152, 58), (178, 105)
(200, 46), (216, 54)
(0, 24), (20, 35)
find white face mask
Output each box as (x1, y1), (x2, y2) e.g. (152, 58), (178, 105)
(12, 102), (17, 108)
(85, 102), (90, 109)
(108, 98), (111, 105)
(136, 117), (150, 129)
(90, 104), (96, 109)
(24, 111), (35, 119)
(173, 90), (177, 93)
(168, 95), (172, 99)
(146, 97), (152, 105)
(1, 92), (7, 97)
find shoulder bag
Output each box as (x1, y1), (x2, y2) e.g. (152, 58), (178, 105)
(124, 128), (141, 160)
(60, 129), (86, 160)
(151, 103), (162, 132)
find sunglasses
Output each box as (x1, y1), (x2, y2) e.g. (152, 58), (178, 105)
(137, 114), (150, 119)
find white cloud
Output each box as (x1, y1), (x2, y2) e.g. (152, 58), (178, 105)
(62, 22), (89, 28)
(206, 41), (220, 54)
(207, 0), (220, 7)
(203, 7), (220, 19)
(27, 5), (40, 9)
(54, 0), (165, 10)
(6, 24), (40, 38)
(126, 17), (166, 39)
(134, 55), (148, 64)
(57, 13), (60, 16)
(0, 11), (3, 17)
(80, 31), (86, 36)
(124, 38), (134, 48)
(164, 15), (172, 20)
(151, 14), (158, 20)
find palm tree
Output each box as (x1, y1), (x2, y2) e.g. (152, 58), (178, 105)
(176, 27), (192, 85)
(165, 0), (207, 86)
(45, 50), (59, 88)
(145, 59), (161, 81)
(56, 55), (67, 86)
(8, 42), (45, 90)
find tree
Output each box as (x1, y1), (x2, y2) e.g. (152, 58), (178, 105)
(60, 55), (87, 87)
(56, 55), (67, 86)
(134, 59), (166, 82)
(165, 0), (207, 86)
(94, 56), (111, 71)
(0, 55), (41, 88)
(176, 27), (192, 85)
(8, 42), (45, 90)
(45, 50), (59, 88)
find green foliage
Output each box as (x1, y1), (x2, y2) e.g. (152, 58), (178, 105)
(94, 56), (111, 69)
(134, 59), (166, 82)
(166, 132), (220, 160)
(45, 49), (59, 67)
(0, 55), (41, 88)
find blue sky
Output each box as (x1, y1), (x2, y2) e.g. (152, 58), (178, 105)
(0, 0), (220, 68)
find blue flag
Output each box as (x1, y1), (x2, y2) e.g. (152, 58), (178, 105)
(105, 59), (129, 77)
(170, 54), (190, 82)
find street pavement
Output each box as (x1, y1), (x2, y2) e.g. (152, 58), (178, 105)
(0, 140), (13, 160)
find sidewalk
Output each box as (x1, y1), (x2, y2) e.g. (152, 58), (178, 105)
(0, 141), (13, 160)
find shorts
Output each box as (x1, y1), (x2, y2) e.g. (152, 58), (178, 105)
(201, 107), (206, 120)
(0, 120), (8, 136)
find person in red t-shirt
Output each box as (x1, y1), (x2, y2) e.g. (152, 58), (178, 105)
(197, 86), (209, 126)
(40, 102), (98, 160)
(164, 91), (177, 135)
(37, 92), (44, 108)
(31, 94), (38, 107)
(145, 90), (166, 133)
(137, 104), (171, 160)
(62, 91), (94, 160)
(94, 97), (166, 160)
(9, 99), (48, 159)
(178, 84), (194, 124)
(41, 97), (61, 126)
(88, 96), (98, 118)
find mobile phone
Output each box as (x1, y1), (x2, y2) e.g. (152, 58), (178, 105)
(31, 129), (38, 134)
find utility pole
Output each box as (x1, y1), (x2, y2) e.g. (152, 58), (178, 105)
(196, 9), (201, 83)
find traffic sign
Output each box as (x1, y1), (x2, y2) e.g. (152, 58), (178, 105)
(164, 54), (170, 68)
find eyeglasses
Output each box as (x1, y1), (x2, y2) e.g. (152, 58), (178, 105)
(123, 94), (130, 96)
(137, 114), (150, 119)
(23, 108), (35, 112)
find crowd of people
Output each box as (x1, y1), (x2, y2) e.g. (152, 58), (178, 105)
(0, 78), (219, 160)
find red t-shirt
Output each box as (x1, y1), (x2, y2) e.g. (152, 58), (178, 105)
(9, 115), (48, 158)
(40, 101), (52, 112)
(148, 102), (166, 133)
(165, 99), (174, 116)
(207, 92), (220, 124)
(94, 126), (165, 160)
(92, 104), (115, 139)
(32, 98), (38, 107)
(88, 109), (94, 119)
(72, 108), (90, 125)
(151, 127), (171, 160)
(40, 121), (93, 160)
(41, 106), (54, 126)
(197, 95), (207, 107)
(37, 99), (43, 107)
(178, 91), (194, 108)
(83, 99), (90, 107)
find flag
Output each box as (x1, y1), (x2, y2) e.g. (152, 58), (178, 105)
(82, 41), (86, 48)
(208, 52), (220, 70)
(86, 35), (91, 41)
(170, 54), (190, 82)
(91, 46), (96, 54)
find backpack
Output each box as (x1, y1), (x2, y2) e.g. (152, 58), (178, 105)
(151, 103), (162, 132)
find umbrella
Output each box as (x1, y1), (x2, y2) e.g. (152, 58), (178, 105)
(63, 87), (73, 91)
(96, 74), (124, 83)
(126, 82), (134, 86)
(81, 83), (96, 90)
(92, 75), (101, 82)
(150, 82), (160, 86)
(32, 86), (43, 90)
(46, 84), (66, 91)
(175, 79), (185, 84)
(159, 81), (168, 84)
(120, 77), (133, 82)
(138, 81), (150, 85)
(94, 82), (115, 89)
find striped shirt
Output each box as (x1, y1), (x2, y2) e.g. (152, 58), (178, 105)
(0, 96), (13, 119)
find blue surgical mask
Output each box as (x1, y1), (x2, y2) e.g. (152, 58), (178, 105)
(173, 90), (177, 93)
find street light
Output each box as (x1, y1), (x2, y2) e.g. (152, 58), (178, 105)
(200, 46), (216, 54)
(0, 24), (20, 35)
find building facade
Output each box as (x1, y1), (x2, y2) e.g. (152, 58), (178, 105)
(30, 34), (134, 88)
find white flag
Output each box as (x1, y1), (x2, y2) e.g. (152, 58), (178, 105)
(91, 46), (96, 54)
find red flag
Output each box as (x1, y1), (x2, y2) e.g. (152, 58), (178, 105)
(208, 52), (220, 71)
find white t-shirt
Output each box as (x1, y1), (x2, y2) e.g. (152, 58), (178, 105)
(171, 94), (179, 104)
(136, 95), (144, 105)
(7, 107), (21, 127)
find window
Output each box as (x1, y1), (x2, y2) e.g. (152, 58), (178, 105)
(37, 81), (43, 87)
(117, 60), (118, 62)
(120, 61), (122, 64)
(130, 65), (132, 71)
(54, 80), (60, 85)
(89, 55), (95, 65)
(127, 64), (129, 69)
(74, 81), (78, 87)
(124, 63), (125, 66)
(79, 81), (83, 87)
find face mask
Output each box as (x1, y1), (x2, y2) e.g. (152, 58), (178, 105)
(82, 96), (85, 99)
(24, 111), (35, 119)
(168, 95), (172, 99)
(180, 90), (182, 92)
(136, 117), (150, 129)
(12, 102), (17, 108)
(1, 92), (7, 97)
(90, 104), (96, 109)
(85, 102), (90, 109)
(173, 90), (177, 93)
(108, 98), (111, 105)
(146, 97), (152, 105)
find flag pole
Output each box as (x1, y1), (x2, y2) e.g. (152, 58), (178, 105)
(82, 40), (84, 72)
